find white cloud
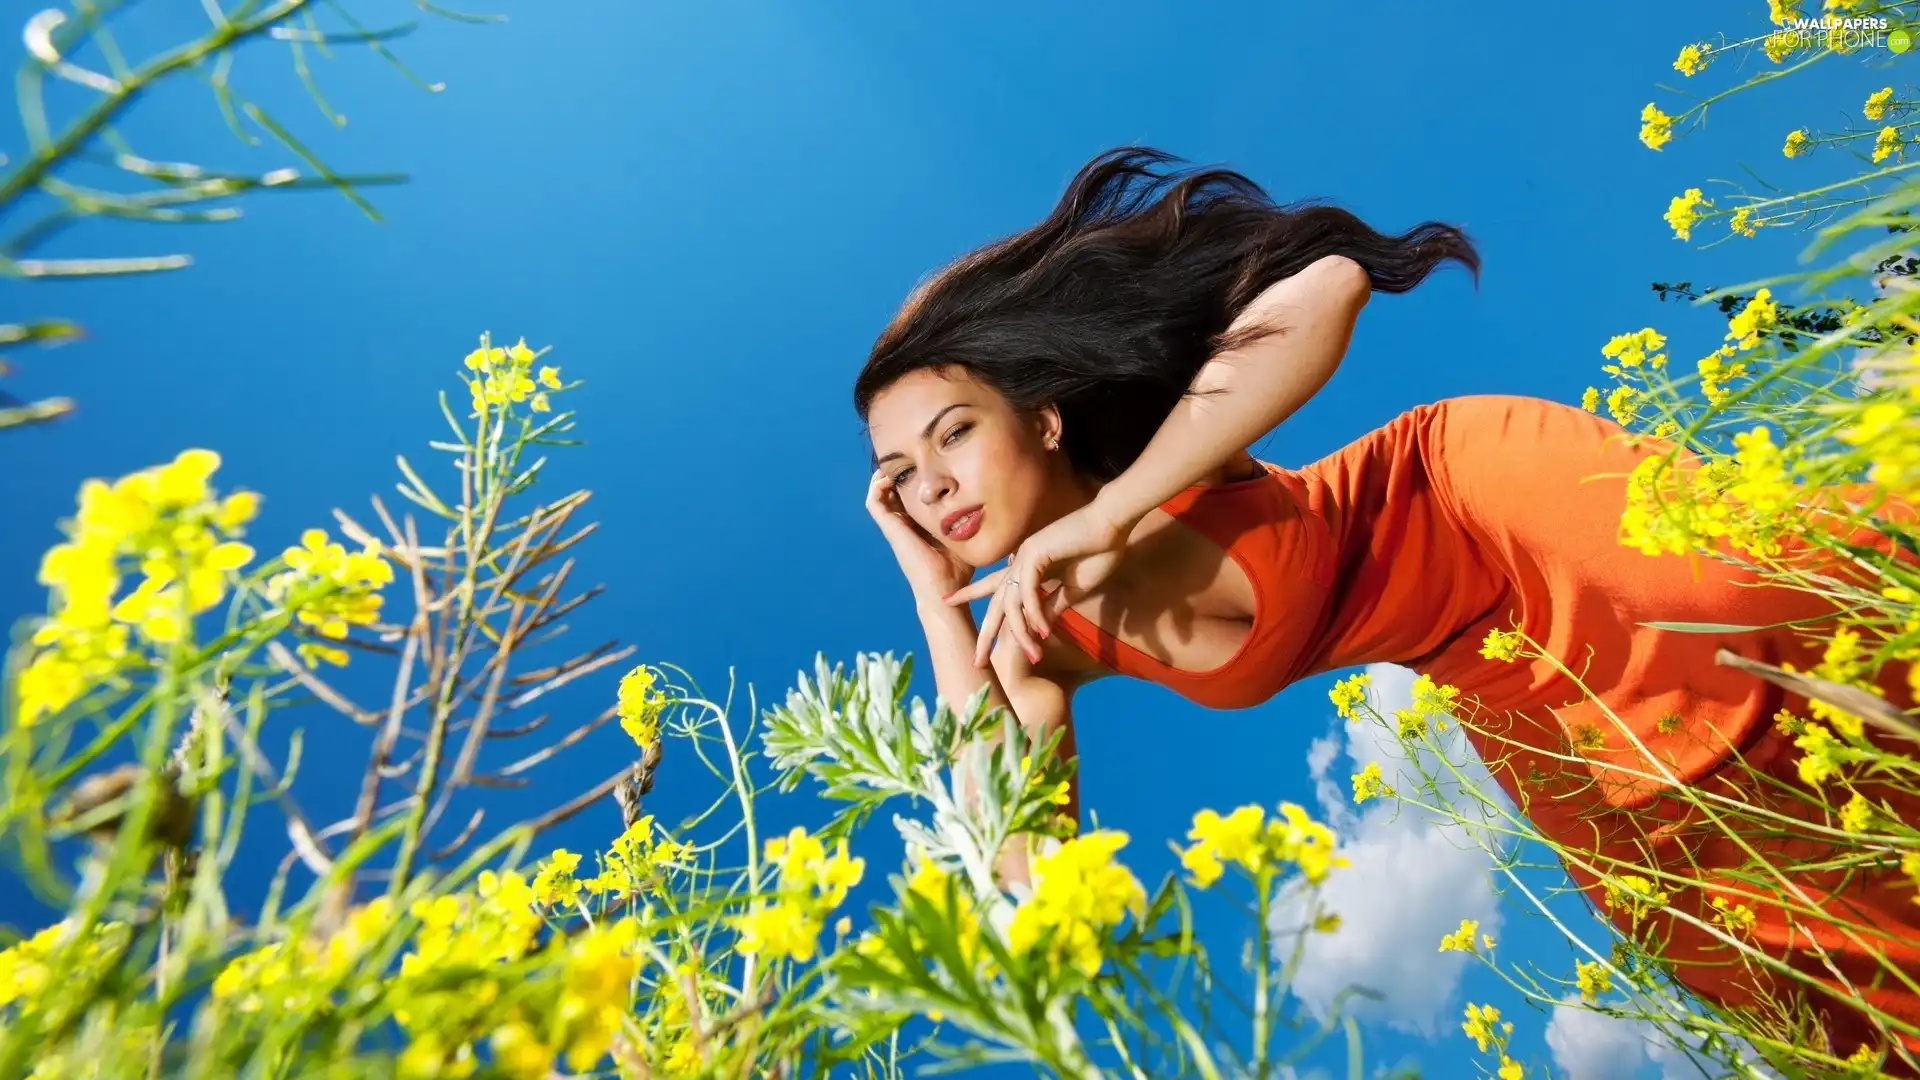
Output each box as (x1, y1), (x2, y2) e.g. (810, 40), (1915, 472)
(1270, 663), (1510, 1036)
(1545, 1002), (1655, 1080)
(1545, 999), (1784, 1080)
(1282, 669), (1789, 1076)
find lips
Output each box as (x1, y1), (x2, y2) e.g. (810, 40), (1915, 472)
(941, 505), (984, 541)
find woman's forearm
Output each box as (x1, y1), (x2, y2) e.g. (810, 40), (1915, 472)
(916, 597), (1012, 720)
(1092, 254), (1371, 529)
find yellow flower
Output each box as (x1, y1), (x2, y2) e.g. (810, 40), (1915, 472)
(1783, 128), (1813, 158)
(1839, 792), (1874, 833)
(1866, 87), (1896, 121)
(213, 490), (261, 532)
(1580, 386), (1600, 413)
(616, 664), (667, 746)
(734, 902), (819, 961)
(1479, 627), (1523, 662)
(1725, 289), (1778, 351)
(1664, 188), (1711, 241)
(1873, 125), (1905, 165)
(1600, 328), (1667, 370)
(1764, 28), (1798, 61)
(1711, 894), (1758, 934)
(1498, 1057), (1524, 1080)
(1462, 1002), (1503, 1053)
(1350, 761), (1393, 804)
(532, 849), (584, 906)
(489, 1023), (553, 1080)
(1602, 874), (1669, 924)
(1575, 958), (1612, 1002)
(1673, 42), (1709, 75)
(1007, 830), (1146, 979)
(1638, 103), (1674, 151)
(538, 366), (563, 389)
(1328, 671), (1370, 720)
(1769, 0), (1801, 24)
(1728, 206), (1757, 237)
(1438, 918), (1480, 953)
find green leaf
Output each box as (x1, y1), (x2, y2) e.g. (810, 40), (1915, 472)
(0, 319), (82, 348)
(240, 101), (383, 220)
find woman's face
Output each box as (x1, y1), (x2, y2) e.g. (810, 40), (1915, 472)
(866, 367), (1060, 566)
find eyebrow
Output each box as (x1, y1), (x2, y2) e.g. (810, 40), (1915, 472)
(874, 403), (969, 465)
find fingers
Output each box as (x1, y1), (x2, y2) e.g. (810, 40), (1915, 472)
(944, 568), (1005, 605)
(1019, 552), (1052, 642)
(976, 560), (1043, 667)
(972, 581), (1006, 667)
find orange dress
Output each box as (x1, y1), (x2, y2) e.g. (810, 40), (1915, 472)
(1052, 394), (1919, 1068)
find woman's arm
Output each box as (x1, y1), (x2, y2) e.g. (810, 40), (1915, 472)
(1092, 253), (1372, 531)
(915, 595), (1079, 891)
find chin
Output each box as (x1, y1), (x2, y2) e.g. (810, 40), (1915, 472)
(951, 524), (1018, 567)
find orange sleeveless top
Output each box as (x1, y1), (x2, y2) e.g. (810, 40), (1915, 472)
(1050, 398), (1512, 710)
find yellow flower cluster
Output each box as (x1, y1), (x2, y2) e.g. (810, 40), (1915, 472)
(617, 664), (668, 747)
(1665, 188), (1710, 240)
(1350, 761), (1393, 804)
(732, 827), (864, 963)
(1783, 128), (1814, 158)
(1711, 894), (1758, 934)
(20, 450), (258, 725)
(1673, 42), (1711, 76)
(1616, 427), (1808, 563)
(0, 920), (129, 1017)
(1462, 1002), (1524, 1078)
(464, 337), (563, 417)
(1601, 873), (1670, 925)
(1392, 673), (1460, 739)
(1479, 627), (1524, 662)
(1438, 917), (1493, 953)
(1601, 328), (1668, 373)
(1639, 103), (1674, 151)
(529, 817), (691, 908)
(1866, 87), (1896, 122)
(1796, 628), (1883, 739)
(1837, 375), (1920, 500)
(1873, 126), (1906, 164)
(1008, 830), (1146, 979)
(213, 898), (397, 1014)
(599, 817), (694, 899)
(1178, 803), (1346, 889)
(267, 528), (394, 668)
(386, 869), (641, 1079)
(1574, 958), (1612, 1003)
(1329, 671), (1371, 720)
(854, 858), (989, 984)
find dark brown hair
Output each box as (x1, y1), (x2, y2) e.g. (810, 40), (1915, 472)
(853, 146), (1479, 480)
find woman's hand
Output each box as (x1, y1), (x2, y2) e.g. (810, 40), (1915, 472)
(944, 499), (1136, 667)
(866, 469), (975, 604)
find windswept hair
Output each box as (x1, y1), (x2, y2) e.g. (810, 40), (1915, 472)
(853, 146), (1479, 480)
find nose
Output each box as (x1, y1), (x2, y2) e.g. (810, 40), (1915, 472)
(912, 462), (955, 506)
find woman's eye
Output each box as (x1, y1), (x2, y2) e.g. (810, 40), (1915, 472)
(891, 468), (914, 485)
(942, 423), (971, 445)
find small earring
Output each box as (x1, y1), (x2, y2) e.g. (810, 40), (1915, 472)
(1045, 437), (1059, 451)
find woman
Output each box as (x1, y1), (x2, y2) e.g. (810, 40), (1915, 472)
(854, 147), (1918, 1069)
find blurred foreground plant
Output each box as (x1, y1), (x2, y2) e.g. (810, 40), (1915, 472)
(0, 1), (502, 431)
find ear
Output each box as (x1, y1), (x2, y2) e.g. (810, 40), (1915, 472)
(1034, 404), (1063, 451)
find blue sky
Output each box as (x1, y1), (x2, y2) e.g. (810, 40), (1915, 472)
(0, 1), (1893, 1076)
